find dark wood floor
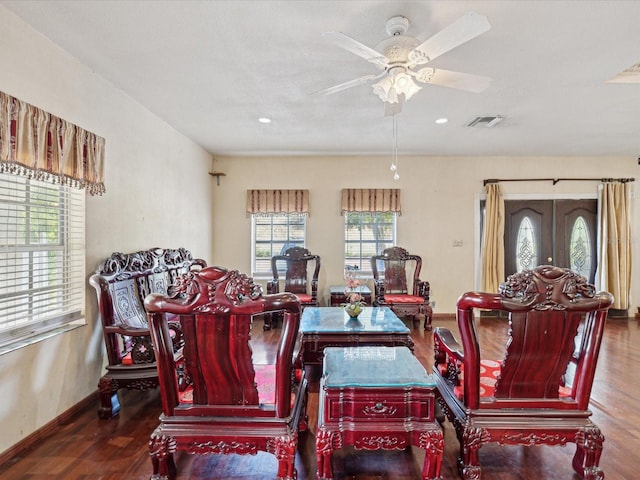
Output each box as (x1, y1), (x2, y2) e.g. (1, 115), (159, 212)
(1, 315), (639, 480)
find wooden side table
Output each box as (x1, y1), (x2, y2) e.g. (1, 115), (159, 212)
(316, 346), (443, 480)
(329, 285), (372, 306)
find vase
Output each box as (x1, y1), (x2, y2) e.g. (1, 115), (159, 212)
(344, 303), (363, 318)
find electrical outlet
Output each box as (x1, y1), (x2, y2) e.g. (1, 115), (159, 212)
(452, 240), (463, 247)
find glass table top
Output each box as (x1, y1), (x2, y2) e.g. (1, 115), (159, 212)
(322, 346), (435, 388)
(300, 307), (409, 334)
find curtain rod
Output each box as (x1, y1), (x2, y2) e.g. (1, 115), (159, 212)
(483, 177), (635, 186)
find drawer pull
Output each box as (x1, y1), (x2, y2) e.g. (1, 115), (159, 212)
(363, 402), (397, 416)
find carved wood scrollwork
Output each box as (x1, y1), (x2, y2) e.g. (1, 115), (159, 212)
(97, 248), (195, 278)
(462, 426), (490, 451)
(499, 265), (596, 310)
(499, 432), (568, 446)
(130, 336), (155, 363)
(419, 429), (445, 454)
(355, 434), (405, 450)
(575, 424), (604, 453)
(186, 440), (258, 455)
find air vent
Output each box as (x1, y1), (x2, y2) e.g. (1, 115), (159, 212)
(467, 116), (504, 127)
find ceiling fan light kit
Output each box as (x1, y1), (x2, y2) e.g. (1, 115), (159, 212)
(320, 11), (492, 180)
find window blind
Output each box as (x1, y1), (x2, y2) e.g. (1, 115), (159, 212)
(0, 172), (85, 349)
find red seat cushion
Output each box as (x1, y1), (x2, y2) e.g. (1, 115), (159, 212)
(121, 352), (133, 365)
(384, 294), (425, 304)
(294, 293), (313, 303)
(447, 359), (572, 400)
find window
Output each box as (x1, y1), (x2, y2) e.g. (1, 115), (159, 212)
(252, 213), (306, 275)
(344, 211), (396, 273)
(0, 173), (85, 351)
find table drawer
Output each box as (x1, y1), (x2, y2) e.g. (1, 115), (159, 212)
(323, 387), (434, 422)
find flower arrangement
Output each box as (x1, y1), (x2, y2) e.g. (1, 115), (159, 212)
(343, 265), (366, 318)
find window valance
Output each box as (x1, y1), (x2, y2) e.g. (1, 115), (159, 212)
(0, 91), (106, 195)
(341, 188), (401, 215)
(246, 189), (309, 215)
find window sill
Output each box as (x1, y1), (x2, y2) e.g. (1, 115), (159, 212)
(0, 320), (85, 356)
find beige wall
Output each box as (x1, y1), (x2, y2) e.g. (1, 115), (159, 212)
(212, 155), (638, 312)
(0, 7), (214, 455)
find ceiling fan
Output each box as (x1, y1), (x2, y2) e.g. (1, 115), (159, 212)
(319, 11), (491, 114)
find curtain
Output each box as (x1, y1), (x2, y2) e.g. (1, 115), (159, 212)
(0, 91), (105, 195)
(481, 183), (505, 292)
(597, 181), (632, 309)
(341, 188), (401, 214)
(246, 189), (309, 215)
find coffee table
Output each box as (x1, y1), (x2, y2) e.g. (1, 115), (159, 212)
(316, 346), (443, 480)
(299, 306), (413, 366)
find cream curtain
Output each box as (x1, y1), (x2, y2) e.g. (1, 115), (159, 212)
(0, 91), (106, 195)
(341, 188), (401, 214)
(597, 181), (632, 309)
(246, 189), (309, 215)
(481, 183), (505, 292)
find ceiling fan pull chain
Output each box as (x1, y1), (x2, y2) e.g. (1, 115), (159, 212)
(391, 114), (400, 180)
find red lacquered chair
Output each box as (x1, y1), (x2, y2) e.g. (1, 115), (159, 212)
(265, 246), (321, 330)
(371, 246), (432, 329)
(433, 265), (613, 480)
(145, 266), (307, 480)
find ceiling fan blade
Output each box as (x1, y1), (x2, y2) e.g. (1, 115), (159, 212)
(322, 31), (388, 68)
(314, 73), (382, 96)
(408, 11), (490, 66)
(414, 68), (491, 93)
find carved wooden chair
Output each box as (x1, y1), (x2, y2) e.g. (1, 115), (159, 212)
(89, 247), (206, 418)
(145, 266), (308, 480)
(432, 265), (613, 480)
(371, 246), (433, 330)
(265, 246), (321, 330)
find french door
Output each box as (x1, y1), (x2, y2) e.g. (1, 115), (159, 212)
(504, 199), (597, 282)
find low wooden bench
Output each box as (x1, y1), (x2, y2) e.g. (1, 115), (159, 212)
(89, 247), (206, 418)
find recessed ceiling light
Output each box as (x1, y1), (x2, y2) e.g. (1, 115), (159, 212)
(435, 118), (448, 124)
(258, 117), (272, 124)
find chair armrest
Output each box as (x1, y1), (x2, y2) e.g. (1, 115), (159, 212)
(266, 280), (279, 294)
(104, 324), (151, 336)
(433, 327), (464, 385)
(373, 279), (386, 299)
(310, 279), (318, 301)
(415, 280), (430, 300)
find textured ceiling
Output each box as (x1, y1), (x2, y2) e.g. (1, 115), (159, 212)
(2, 0), (640, 158)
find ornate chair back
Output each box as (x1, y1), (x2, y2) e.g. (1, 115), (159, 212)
(265, 246), (320, 329)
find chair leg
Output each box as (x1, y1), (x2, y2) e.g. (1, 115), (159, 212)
(149, 430), (177, 480)
(263, 313), (273, 330)
(424, 304), (433, 331)
(573, 425), (605, 480)
(316, 429), (337, 480)
(97, 376), (119, 419)
(458, 425), (485, 480)
(274, 435), (297, 480)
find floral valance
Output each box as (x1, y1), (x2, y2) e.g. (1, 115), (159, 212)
(341, 188), (401, 215)
(246, 189), (309, 216)
(0, 91), (106, 195)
